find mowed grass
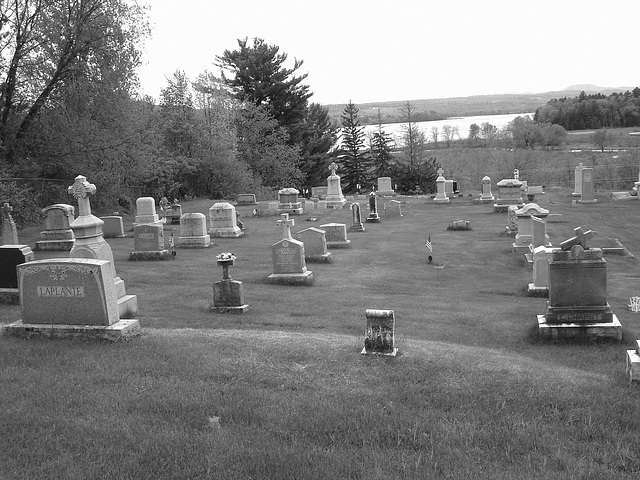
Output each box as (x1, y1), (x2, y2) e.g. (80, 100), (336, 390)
(2, 187), (640, 479)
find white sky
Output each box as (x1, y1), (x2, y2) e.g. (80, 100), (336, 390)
(136, 0), (639, 105)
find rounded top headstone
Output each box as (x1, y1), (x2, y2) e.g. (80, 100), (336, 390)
(210, 201), (234, 210)
(482, 175), (491, 183)
(136, 197), (156, 215)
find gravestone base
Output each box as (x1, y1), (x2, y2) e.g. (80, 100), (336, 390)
(277, 205), (303, 215)
(578, 198), (597, 204)
(350, 223), (365, 232)
(512, 241), (532, 253)
(477, 195), (495, 204)
(571, 192), (582, 197)
(266, 271), (314, 286)
(536, 314), (622, 342)
(365, 214), (380, 223)
(625, 341), (640, 382)
(433, 196), (450, 204)
(4, 319), (141, 341)
(360, 347), (398, 356)
(527, 283), (549, 297)
(129, 250), (172, 261)
(208, 227), (243, 238)
(306, 252), (332, 263)
(178, 235), (211, 248)
(210, 305), (249, 314)
(326, 239), (351, 249)
(34, 238), (75, 251)
(0, 288), (20, 304)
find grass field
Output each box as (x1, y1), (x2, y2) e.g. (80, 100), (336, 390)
(2, 187), (640, 479)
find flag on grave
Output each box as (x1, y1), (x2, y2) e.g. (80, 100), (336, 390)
(425, 235), (432, 253)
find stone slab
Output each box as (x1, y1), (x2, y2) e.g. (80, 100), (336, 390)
(4, 319), (140, 341)
(210, 305), (249, 314)
(129, 250), (173, 261)
(266, 271), (314, 286)
(626, 348), (640, 383)
(536, 314), (622, 342)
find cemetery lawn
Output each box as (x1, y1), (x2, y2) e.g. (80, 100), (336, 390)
(2, 188), (640, 479)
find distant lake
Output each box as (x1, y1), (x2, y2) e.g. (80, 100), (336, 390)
(363, 112), (534, 141)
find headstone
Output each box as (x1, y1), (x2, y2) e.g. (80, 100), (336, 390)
(211, 253), (248, 313)
(349, 202), (365, 232)
(513, 203), (549, 252)
(325, 162), (347, 209)
(130, 223), (170, 260)
(578, 167), (597, 203)
(479, 175), (495, 203)
(494, 178), (524, 212)
(433, 168), (449, 204)
(68, 175), (138, 317)
(310, 186), (328, 200)
(365, 192), (381, 223)
(101, 216), (126, 238)
(361, 309), (397, 356)
(133, 197), (162, 227)
(236, 193), (257, 205)
(277, 187), (303, 215)
(0, 245), (34, 304)
(1, 202), (19, 245)
(505, 206), (518, 235)
(527, 245), (555, 296)
(444, 179), (454, 197)
(377, 177), (394, 196)
(319, 223), (351, 248)
(35, 204), (75, 251)
(166, 201), (183, 224)
(208, 202), (243, 238)
(448, 220), (471, 230)
(267, 214), (313, 285)
(4, 258), (140, 340)
(178, 213), (211, 247)
(530, 215), (551, 249)
(384, 200), (403, 217)
(572, 162), (584, 197)
(159, 196), (170, 220)
(537, 227), (621, 341)
(626, 340), (640, 383)
(295, 227), (332, 263)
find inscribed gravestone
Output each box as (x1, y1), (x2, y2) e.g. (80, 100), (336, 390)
(295, 227), (331, 263)
(572, 162), (584, 197)
(133, 224), (165, 252)
(178, 213), (210, 247)
(377, 177), (394, 195)
(350, 202), (365, 232)
(102, 216), (126, 238)
(433, 169), (449, 204)
(267, 213), (313, 285)
(208, 202), (243, 238)
(366, 192), (380, 223)
(579, 167), (596, 203)
(319, 223), (351, 248)
(384, 200), (402, 217)
(0, 245), (34, 289)
(325, 162), (347, 209)
(362, 309), (397, 356)
(35, 204), (75, 251)
(134, 197), (162, 226)
(479, 175), (494, 203)
(211, 253), (248, 313)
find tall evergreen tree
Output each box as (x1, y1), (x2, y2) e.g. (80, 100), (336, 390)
(338, 100), (370, 193)
(369, 110), (395, 179)
(299, 103), (339, 189)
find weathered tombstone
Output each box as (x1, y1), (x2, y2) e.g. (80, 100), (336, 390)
(295, 227), (332, 263)
(494, 178), (524, 212)
(444, 179), (455, 197)
(159, 196), (170, 221)
(101, 216), (126, 239)
(505, 206), (518, 235)
(1, 202), (19, 245)
(166, 201), (183, 224)
(68, 175), (138, 317)
(362, 309), (397, 356)
(310, 186), (328, 200)
(277, 187), (303, 215)
(349, 202), (365, 232)
(236, 193), (257, 206)
(4, 258), (140, 340)
(479, 175), (495, 203)
(513, 203), (549, 252)
(448, 219), (471, 231)
(528, 245), (555, 296)
(133, 197), (162, 227)
(377, 177), (394, 196)
(267, 213), (313, 285)
(530, 215), (551, 249)
(130, 223), (170, 260)
(319, 223), (351, 248)
(208, 202), (243, 238)
(178, 213), (210, 247)
(572, 162), (584, 197)
(537, 227), (621, 341)
(579, 167), (597, 203)
(433, 168), (449, 204)
(35, 204), (75, 251)
(384, 199), (402, 217)
(325, 162), (347, 209)
(0, 245), (34, 304)
(366, 192), (381, 223)
(211, 253), (248, 313)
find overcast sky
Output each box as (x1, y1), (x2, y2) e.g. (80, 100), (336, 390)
(136, 0), (639, 105)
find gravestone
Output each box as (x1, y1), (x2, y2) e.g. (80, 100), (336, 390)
(0, 245), (34, 304)
(494, 178), (524, 212)
(365, 192), (381, 223)
(4, 258), (140, 340)
(208, 202), (243, 238)
(572, 162), (584, 197)
(479, 175), (495, 203)
(133, 197), (162, 227)
(377, 177), (394, 196)
(101, 216), (126, 238)
(159, 196), (170, 221)
(1, 202), (19, 245)
(295, 227), (332, 263)
(537, 227), (621, 341)
(362, 309), (397, 356)
(166, 201), (183, 224)
(505, 205), (518, 235)
(578, 167), (597, 203)
(325, 162), (347, 209)
(349, 202), (365, 232)
(319, 223), (351, 248)
(512, 203), (549, 252)
(35, 204), (75, 251)
(384, 200), (402, 217)
(178, 213), (210, 247)
(267, 214), (313, 285)
(528, 245), (555, 296)
(433, 168), (449, 204)
(626, 340), (640, 382)
(530, 215), (551, 249)
(130, 223), (170, 260)
(68, 175), (138, 317)
(211, 253), (248, 313)
(444, 179), (455, 197)
(310, 186), (328, 200)
(236, 193), (257, 205)
(277, 187), (303, 215)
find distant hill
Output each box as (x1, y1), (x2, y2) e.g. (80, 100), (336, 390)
(325, 85), (638, 126)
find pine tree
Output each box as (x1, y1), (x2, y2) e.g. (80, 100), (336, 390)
(338, 100), (371, 193)
(369, 110), (395, 179)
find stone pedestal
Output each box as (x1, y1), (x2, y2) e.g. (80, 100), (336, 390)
(211, 256), (248, 313)
(361, 309), (397, 356)
(433, 171), (449, 204)
(494, 178), (524, 212)
(277, 188), (303, 215)
(366, 192), (381, 223)
(208, 202), (243, 238)
(178, 213), (210, 247)
(267, 214), (313, 286)
(0, 245), (34, 304)
(319, 223), (351, 248)
(35, 204), (75, 251)
(133, 197), (162, 227)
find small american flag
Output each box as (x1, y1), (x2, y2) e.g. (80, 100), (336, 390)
(425, 235), (432, 253)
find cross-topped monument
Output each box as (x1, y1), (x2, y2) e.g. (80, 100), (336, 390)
(437, 168), (444, 178)
(3, 202), (13, 220)
(560, 226), (594, 251)
(513, 169), (520, 180)
(277, 213), (295, 240)
(329, 161), (338, 176)
(2, 202), (19, 244)
(68, 175), (96, 217)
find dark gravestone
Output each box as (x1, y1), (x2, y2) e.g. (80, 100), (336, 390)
(0, 245), (34, 289)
